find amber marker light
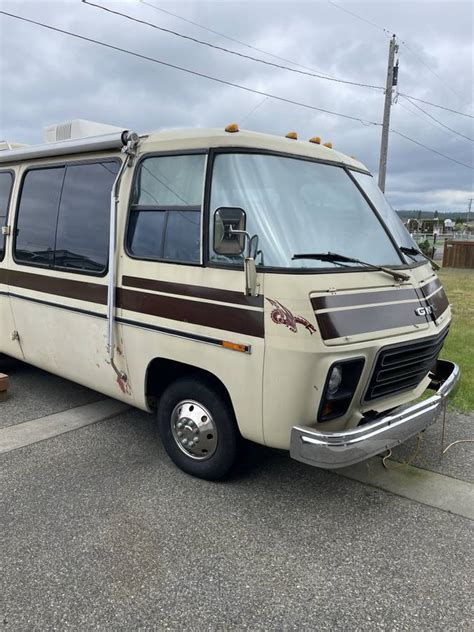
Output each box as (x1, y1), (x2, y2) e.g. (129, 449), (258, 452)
(323, 141), (333, 149)
(225, 123), (240, 133)
(285, 131), (298, 139)
(222, 341), (249, 353)
(309, 136), (321, 144)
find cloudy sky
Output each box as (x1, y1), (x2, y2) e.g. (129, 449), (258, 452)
(1, 0), (473, 212)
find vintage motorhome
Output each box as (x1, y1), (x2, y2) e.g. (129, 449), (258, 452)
(0, 121), (459, 479)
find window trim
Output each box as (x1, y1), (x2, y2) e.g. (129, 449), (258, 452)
(124, 150), (208, 267)
(203, 147), (420, 274)
(12, 157), (121, 278)
(0, 169), (15, 264)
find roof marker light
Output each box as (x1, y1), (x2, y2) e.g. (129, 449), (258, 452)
(285, 131), (298, 139)
(225, 123), (240, 133)
(309, 136), (321, 144)
(323, 141), (333, 149)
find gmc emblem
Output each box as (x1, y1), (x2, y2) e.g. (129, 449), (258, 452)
(415, 305), (435, 316)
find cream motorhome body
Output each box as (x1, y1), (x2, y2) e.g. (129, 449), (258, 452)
(0, 121), (459, 479)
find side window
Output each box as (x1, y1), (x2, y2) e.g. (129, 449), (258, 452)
(0, 171), (14, 262)
(127, 154), (205, 263)
(14, 160), (119, 274)
(55, 161), (119, 272)
(15, 167), (64, 266)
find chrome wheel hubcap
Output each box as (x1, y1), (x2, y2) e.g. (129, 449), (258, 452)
(171, 400), (218, 460)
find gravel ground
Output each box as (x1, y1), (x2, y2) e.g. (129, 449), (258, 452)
(1, 409), (472, 631)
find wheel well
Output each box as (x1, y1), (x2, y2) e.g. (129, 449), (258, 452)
(145, 358), (234, 414)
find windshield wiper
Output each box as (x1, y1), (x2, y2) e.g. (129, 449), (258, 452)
(399, 246), (440, 271)
(292, 251), (410, 282)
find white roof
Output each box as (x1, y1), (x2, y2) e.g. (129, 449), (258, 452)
(141, 127), (368, 171)
(0, 126), (369, 172)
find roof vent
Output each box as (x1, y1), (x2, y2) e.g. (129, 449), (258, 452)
(43, 119), (125, 143)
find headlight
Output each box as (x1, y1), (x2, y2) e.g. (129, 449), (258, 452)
(327, 365), (343, 395)
(318, 358), (365, 422)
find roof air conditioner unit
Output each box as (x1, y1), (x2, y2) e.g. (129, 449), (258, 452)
(44, 119), (125, 143)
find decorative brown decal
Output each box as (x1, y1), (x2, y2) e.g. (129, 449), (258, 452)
(311, 277), (450, 340)
(0, 269), (264, 338)
(266, 298), (316, 335)
(122, 275), (263, 308)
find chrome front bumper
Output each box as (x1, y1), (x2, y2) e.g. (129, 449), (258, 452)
(290, 360), (460, 470)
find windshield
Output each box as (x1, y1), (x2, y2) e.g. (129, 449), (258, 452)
(352, 172), (424, 263)
(209, 153), (404, 270)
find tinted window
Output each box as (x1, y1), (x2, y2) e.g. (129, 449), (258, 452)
(15, 167), (64, 266)
(128, 210), (166, 259)
(128, 154), (205, 263)
(15, 161), (119, 273)
(55, 161), (119, 272)
(164, 210), (200, 262)
(0, 171), (14, 261)
(133, 154), (205, 206)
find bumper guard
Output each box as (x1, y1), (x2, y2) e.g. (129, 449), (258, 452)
(290, 360), (460, 469)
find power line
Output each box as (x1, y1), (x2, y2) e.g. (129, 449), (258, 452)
(400, 41), (468, 106)
(82, 0), (385, 92)
(327, 0), (391, 36)
(327, 0), (473, 112)
(147, 0), (474, 121)
(140, 0), (336, 80)
(1, 9), (471, 172)
(0, 10), (380, 127)
(399, 95), (473, 142)
(397, 93), (474, 119)
(241, 97), (269, 124)
(390, 129), (473, 170)
(397, 101), (454, 140)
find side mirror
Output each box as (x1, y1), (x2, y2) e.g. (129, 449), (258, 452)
(213, 207), (247, 255)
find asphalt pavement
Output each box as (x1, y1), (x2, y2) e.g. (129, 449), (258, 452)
(1, 359), (472, 631)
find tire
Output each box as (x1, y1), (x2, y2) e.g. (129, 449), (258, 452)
(157, 376), (239, 480)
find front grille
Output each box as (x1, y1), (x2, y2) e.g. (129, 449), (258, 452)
(364, 327), (450, 401)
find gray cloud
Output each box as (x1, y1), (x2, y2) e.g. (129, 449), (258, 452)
(1, 0), (472, 212)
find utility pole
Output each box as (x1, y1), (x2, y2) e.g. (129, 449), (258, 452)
(378, 34), (399, 192)
(468, 198), (472, 229)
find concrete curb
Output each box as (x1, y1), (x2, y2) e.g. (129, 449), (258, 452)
(0, 399), (130, 454)
(339, 457), (474, 520)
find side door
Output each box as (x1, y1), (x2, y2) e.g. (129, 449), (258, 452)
(0, 169), (21, 359)
(8, 156), (128, 399)
(119, 152), (265, 443)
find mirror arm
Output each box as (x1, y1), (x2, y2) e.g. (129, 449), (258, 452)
(244, 257), (259, 297)
(228, 226), (252, 250)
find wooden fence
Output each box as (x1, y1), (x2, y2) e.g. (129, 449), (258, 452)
(442, 240), (474, 268)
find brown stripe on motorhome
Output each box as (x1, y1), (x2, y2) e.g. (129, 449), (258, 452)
(0, 269), (107, 304)
(422, 287), (449, 318)
(122, 275), (263, 308)
(420, 277), (442, 298)
(116, 288), (264, 338)
(419, 277), (449, 318)
(316, 301), (430, 340)
(311, 286), (418, 311)
(311, 278), (446, 312)
(1, 269), (264, 337)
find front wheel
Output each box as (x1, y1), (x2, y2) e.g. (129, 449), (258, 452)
(157, 377), (239, 480)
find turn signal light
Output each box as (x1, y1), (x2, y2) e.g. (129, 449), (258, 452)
(323, 141), (333, 149)
(225, 123), (240, 133)
(222, 340), (249, 353)
(285, 131), (298, 139)
(309, 136), (321, 144)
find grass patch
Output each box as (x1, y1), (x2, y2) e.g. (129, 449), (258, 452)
(438, 268), (474, 412)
